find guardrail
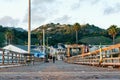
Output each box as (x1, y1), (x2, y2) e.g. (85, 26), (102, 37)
(0, 49), (35, 65)
(66, 43), (120, 68)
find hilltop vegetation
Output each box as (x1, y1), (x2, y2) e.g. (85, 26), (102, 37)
(0, 25), (28, 47)
(0, 23), (120, 47)
(32, 23), (120, 45)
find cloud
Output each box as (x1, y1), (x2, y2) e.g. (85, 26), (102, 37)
(23, 0), (58, 23)
(104, 3), (120, 15)
(52, 15), (71, 23)
(27, 0), (102, 28)
(71, 0), (101, 10)
(91, 0), (101, 5)
(0, 16), (19, 27)
(2, 0), (14, 2)
(32, 0), (55, 5)
(22, 0), (120, 30)
(80, 0), (100, 5)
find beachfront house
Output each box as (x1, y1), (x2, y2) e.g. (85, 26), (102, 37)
(3, 44), (45, 58)
(50, 43), (66, 60)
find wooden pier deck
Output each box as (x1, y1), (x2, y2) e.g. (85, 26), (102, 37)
(0, 61), (120, 80)
(1, 44), (120, 79)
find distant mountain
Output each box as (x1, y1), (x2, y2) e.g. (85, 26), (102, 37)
(0, 25), (27, 47)
(6, 27), (26, 32)
(14, 28), (26, 32)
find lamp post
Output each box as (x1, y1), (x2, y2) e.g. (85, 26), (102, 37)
(47, 37), (52, 47)
(43, 29), (45, 55)
(28, 0), (31, 55)
(43, 29), (48, 62)
(45, 36), (52, 62)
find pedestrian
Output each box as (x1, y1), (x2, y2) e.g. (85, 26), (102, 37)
(52, 56), (56, 63)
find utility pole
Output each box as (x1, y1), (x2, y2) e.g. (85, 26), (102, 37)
(28, 0), (31, 55)
(43, 29), (45, 54)
(43, 29), (48, 62)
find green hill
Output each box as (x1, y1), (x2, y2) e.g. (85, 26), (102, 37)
(32, 23), (110, 45)
(0, 23), (119, 47)
(80, 36), (112, 45)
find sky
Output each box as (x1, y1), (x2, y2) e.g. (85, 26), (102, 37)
(0, 0), (120, 30)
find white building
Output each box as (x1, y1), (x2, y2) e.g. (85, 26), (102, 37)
(3, 44), (45, 58)
(50, 43), (66, 60)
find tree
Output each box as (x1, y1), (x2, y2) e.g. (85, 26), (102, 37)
(5, 30), (14, 45)
(107, 25), (118, 45)
(73, 23), (81, 44)
(37, 32), (43, 45)
(63, 24), (71, 34)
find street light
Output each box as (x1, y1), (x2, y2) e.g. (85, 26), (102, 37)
(43, 29), (45, 55)
(47, 37), (52, 47)
(28, 0), (31, 58)
(45, 36), (52, 62)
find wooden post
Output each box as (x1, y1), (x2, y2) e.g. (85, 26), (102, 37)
(18, 54), (20, 63)
(105, 51), (107, 63)
(20, 54), (22, 64)
(19, 54), (21, 63)
(110, 50), (113, 63)
(32, 55), (34, 65)
(12, 52), (13, 64)
(7, 52), (9, 64)
(21, 54), (23, 63)
(118, 47), (120, 57)
(2, 50), (5, 64)
(15, 53), (17, 63)
(67, 48), (70, 57)
(82, 46), (84, 55)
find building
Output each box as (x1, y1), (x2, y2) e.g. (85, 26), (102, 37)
(50, 43), (66, 60)
(3, 44), (45, 58)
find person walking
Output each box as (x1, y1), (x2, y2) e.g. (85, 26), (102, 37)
(52, 55), (56, 63)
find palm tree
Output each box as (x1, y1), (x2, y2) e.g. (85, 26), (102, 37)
(107, 25), (118, 45)
(37, 32), (43, 45)
(73, 23), (81, 44)
(5, 30), (14, 45)
(63, 24), (71, 34)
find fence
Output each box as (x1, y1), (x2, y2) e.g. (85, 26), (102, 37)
(0, 49), (34, 65)
(66, 43), (120, 68)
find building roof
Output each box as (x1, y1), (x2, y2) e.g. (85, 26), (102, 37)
(3, 44), (38, 54)
(53, 43), (66, 49)
(3, 44), (45, 58)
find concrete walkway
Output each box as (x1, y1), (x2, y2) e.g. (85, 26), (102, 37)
(0, 61), (120, 80)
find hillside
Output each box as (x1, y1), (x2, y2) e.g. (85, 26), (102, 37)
(32, 23), (113, 45)
(0, 25), (28, 47)
(0, 23), (119, 47)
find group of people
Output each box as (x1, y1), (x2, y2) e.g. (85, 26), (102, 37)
(45, 54), (56, 63)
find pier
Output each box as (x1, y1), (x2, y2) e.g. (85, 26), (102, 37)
(0, 61), (120, 80)
(0, 44), (120, 80)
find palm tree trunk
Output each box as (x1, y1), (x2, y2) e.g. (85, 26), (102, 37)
(76, 31), (78, 44)
(5, 36), (8, 45)
(113, 35), (115, 45)
(9, 39), (10, 44)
